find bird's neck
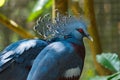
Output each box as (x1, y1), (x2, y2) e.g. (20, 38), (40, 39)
(64, 35), (84, 46)
(65, 34), (85, 61)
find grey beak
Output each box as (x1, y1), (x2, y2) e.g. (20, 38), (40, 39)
(87, 35), (93, 42)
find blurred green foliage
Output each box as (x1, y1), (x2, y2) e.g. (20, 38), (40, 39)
(90, 72), (120, 80)
(27, 0), (52, 22)
(97, 53), (120, 72)
(91, 53), (120, 80)
(0, 0), (5, 7)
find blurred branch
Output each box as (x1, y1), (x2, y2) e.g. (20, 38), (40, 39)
(69, 1), (83, 17)
(52, 0), (68, 19)
(0, 13), (36, 39)
(84, 0), (112, 75)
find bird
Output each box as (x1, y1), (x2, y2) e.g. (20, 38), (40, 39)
(27, 13), (93, 80)
(0, 39), (48, 80)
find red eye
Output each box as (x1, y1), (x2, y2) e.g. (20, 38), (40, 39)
(77, 28), (84, 33)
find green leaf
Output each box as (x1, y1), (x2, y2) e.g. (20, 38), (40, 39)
(109, 71), (120, 80)
(90, 76), (108, 80)
(90, 71), (120, 80)
(96, 53), (120, 72)
(27, 0), (52, 22)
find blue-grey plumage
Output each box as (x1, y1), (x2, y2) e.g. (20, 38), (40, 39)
(27, 23), (92, 80)
(0, 39), (48, 72)
(27, 41), (81, 80)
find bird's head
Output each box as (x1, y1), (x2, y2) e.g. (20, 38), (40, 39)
(34, 13), (93, 41)
(70, 21), (93, 41)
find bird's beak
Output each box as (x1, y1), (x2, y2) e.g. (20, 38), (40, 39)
(86, 35), (93, 42)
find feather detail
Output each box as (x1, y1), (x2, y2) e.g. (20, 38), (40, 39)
(71, 43), (85, 61)
(63, 67), (81, 78)
(34, 12), (88, 40)
(0, 39), (48, 72)
(58, 76), (80, 80)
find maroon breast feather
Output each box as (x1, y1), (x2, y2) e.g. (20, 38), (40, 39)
(71, 43), (85, 61)
(58, 43), (85, 80)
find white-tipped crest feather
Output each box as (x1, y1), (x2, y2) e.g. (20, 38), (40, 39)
(34, 12), (88, 40)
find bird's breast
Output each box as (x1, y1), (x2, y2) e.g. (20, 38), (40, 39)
(71, 43), (85, 61)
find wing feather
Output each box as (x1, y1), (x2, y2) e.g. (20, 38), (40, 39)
(0, 39), (47, 71)
(27, 41), (74, 80)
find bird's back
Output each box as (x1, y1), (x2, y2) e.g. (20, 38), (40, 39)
(0, 39), (48, 80)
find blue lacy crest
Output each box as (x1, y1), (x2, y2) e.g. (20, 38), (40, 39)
(34, 12), (88, 40)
